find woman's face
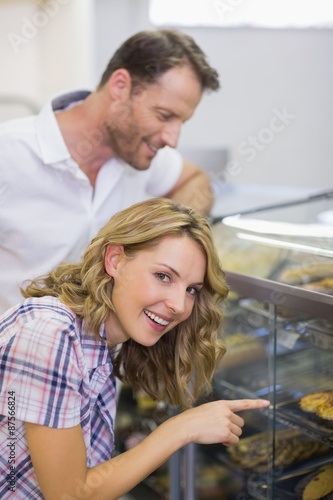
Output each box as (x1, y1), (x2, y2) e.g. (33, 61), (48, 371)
(104, 235), (206, 347)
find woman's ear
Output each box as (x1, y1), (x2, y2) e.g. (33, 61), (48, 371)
(104, 244), (124, 277)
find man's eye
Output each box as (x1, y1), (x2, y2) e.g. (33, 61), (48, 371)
(160, 114), (172, 121)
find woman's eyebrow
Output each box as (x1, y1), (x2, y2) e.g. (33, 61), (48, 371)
(156, 263), (180, 278)
(156, 263), (204, 285)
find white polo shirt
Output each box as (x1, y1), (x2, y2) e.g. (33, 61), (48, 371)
(0, 90), (182, 313)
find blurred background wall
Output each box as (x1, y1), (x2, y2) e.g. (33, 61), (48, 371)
(1, 0), (332, 190)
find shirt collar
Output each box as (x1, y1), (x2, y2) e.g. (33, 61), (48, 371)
(79, 319), (112, 371)
(35, 90), (91, 165)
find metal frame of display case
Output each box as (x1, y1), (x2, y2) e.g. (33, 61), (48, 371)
(226, 272), (333, 321)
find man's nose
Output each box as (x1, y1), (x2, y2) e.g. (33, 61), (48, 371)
(161, 121), (181, 148)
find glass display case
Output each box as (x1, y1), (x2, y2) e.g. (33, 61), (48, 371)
(194, 189), (333, 499)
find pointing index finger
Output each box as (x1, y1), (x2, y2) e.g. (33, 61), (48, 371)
(225, 399), (270, 412)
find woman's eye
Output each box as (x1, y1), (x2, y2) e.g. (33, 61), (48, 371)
(155, 272), (170, 283)
(187, 286), (199, 296)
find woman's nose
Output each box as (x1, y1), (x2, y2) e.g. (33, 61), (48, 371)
(165, 288), (186, 316)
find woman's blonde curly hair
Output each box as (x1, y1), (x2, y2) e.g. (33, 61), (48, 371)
(23, 198), (228, 408)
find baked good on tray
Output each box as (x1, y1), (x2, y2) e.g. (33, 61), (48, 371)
(300, 392), (333, 413)
(295, 464), (333, 500)
(316, 401), (333, 421)
(302, 278), (333, 295)
(277, 262), (333, 285)
(227, 428), (330, 473)
(299, 391), (333, 420)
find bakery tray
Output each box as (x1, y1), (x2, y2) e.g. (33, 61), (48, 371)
(226, 426), (332, 475)
(248, 456), (333, 500)
(306, 319), (333, 352)
(238, 297), (306, 323)
(276, 393), (333, 446)
(214, 346), (331, 402)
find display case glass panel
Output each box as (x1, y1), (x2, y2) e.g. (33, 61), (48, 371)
(204, 191), (333, 499)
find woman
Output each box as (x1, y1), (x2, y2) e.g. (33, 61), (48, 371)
(0, 198), (268, 499)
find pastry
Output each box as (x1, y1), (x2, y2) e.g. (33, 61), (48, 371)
(300, 391), (333, 420)
(295, 464), (333, 500)
(300, 392), (333, 413)
(303, 278), (333, 295)
(316, 400), (333, 420)
(278, 262), (333, 285)
(227, 428), (330, 473)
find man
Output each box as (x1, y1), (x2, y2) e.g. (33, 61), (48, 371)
(0, 29), (220, 312)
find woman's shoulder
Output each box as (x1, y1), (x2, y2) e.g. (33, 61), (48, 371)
(0, 296), (79, 348)
(14, 296), (76, 326)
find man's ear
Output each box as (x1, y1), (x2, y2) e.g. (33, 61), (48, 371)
(104, 244), (124, 277)
(105, 69), (132, 101)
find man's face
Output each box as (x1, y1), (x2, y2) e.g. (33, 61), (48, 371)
(104, 65), (203, 169)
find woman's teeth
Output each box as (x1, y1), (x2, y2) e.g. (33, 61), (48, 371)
(144, 309), (169, 326)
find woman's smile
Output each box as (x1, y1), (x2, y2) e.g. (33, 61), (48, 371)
(144, 309), (171, 327)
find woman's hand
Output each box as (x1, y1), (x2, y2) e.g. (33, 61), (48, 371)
(178, 398), (270, 446)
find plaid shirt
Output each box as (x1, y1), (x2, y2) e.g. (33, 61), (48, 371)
(0, 297), (117, 499)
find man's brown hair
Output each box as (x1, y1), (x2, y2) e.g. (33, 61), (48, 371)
(98, 29), (220, 92)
